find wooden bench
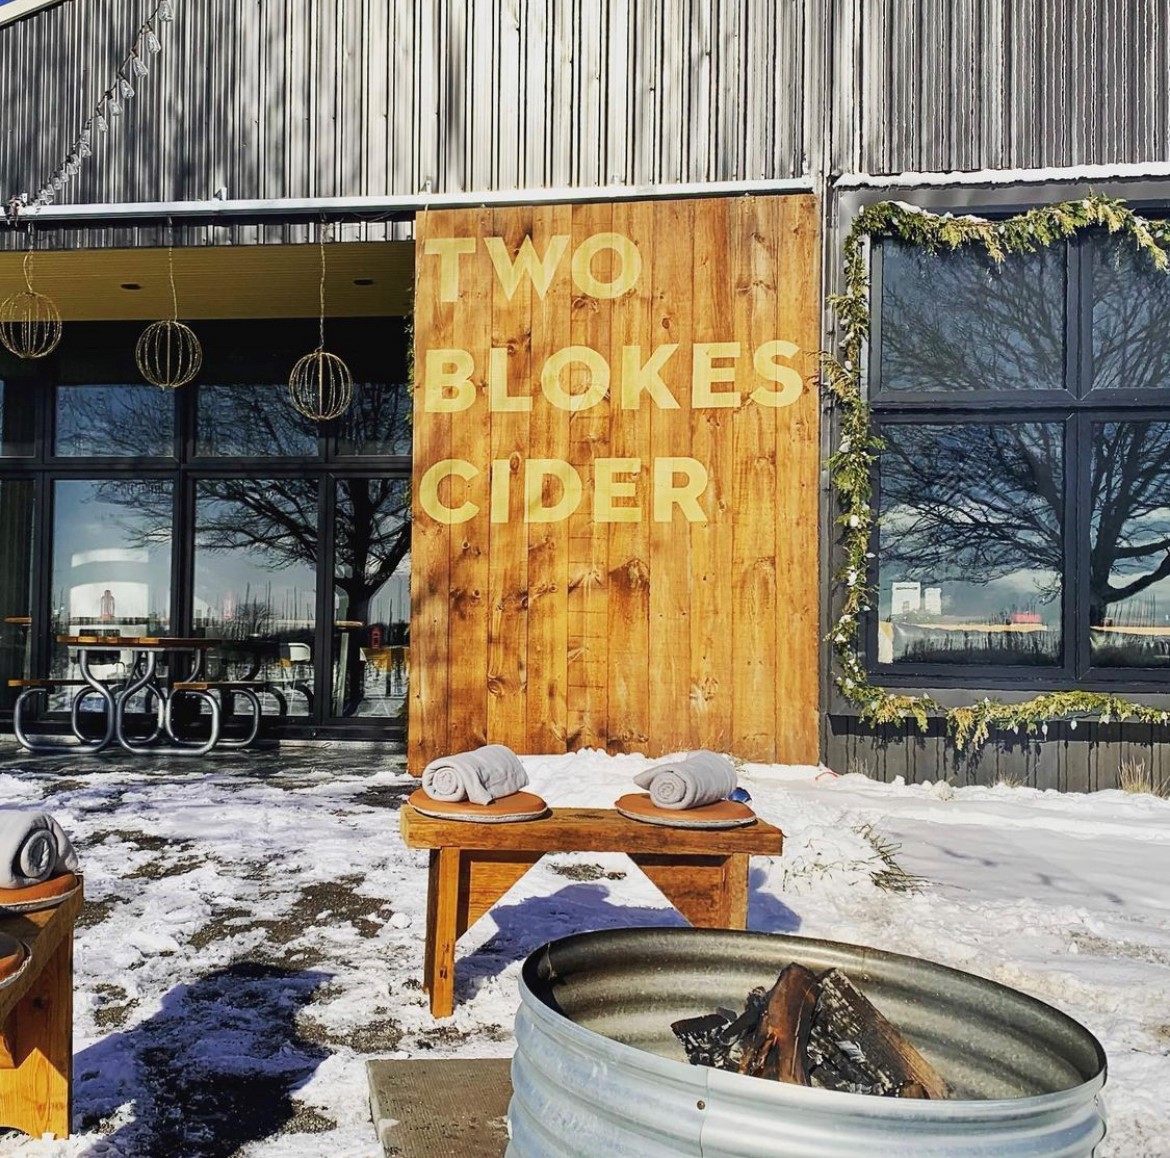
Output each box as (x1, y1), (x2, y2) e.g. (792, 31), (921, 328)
(0, 884), (83, 1138)
(399, 805), (784, 1018)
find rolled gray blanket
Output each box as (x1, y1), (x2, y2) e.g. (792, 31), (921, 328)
(633, 750), (737, 810)
(0, 811), (79, 889)
(422, 744), (528, 805)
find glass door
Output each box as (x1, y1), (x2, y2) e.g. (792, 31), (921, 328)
(329, 477), (410, 721)
(192, 478), (319, 718)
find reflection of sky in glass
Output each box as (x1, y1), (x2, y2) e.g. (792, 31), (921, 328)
(334, 478), (411, 629)
(879, 241), (1065, 393)
(51, 480), (172, 631)
(197, 385), (317, 457)
(1090, 420), (1170, 666)
(56, 384), (174, 457)
(336, 383), (412, 457)
(1091, 236), (1170, 391)
(193, 483), (318, 634)
(878, 422), (1062, 664)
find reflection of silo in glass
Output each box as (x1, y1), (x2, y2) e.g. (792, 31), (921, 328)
(70, 547), (152, 637)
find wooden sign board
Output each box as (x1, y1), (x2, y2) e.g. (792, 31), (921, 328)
(409, 195), (820, 772)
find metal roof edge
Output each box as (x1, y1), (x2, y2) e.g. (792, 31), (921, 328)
(0, 0), (70, 29)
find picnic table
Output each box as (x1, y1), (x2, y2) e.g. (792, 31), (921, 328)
(399, 803), (784, 1018)
(0, 884), (83, 1139)
(11, 636), (261, 755)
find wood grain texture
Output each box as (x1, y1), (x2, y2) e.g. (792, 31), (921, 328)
(527, 203), (573, 753)
(400, 805), (783, 857)
(410, 195), (820, 772)
(565, 200), (612, 751)
(446, 208), (493, 752)
(0, 886), (82, 1140)
(485, 207), (533, 748)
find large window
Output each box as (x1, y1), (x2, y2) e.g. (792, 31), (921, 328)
(871, 230), (1170, 685)
(0, 317), (412, 736)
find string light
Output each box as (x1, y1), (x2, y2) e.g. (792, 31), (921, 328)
(3, 2), (178, 219)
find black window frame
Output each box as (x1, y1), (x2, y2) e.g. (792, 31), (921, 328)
(0, 318), (412, 740)
(866, 224), (1170, 693)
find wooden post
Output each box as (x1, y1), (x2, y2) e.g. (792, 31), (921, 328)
(0, 888), (82, 1140)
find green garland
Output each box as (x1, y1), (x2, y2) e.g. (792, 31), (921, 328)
(826, 194), (1170, 749)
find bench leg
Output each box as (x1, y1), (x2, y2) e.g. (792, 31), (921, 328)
(0, 926), (73, 1138)
(631, 852), (751, 930)
(421, 849), (543, 1019)
(423, 848), (462, 1019)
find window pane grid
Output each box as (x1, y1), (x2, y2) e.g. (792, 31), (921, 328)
(871, 229), (1170, 683)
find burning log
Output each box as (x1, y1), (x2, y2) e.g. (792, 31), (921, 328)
(671, 963), (950, 1100)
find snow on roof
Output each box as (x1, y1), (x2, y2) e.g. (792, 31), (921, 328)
(0, 0), (67, 29)
(837, 159), (1170, 190)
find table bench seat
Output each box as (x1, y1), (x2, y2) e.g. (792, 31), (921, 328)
(400, 804), (784, 1018)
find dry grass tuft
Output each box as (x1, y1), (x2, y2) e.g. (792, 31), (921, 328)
(1118, 758), (1170, 798)
(854, 823), (927, 893)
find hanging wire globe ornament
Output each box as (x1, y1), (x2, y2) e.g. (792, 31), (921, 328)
(287, 222), (354, 421)
(0, 249), (62, 359)
(136, 238), (202, 389)
(136, 318), (202, 388)
(288, 348), (354, 420)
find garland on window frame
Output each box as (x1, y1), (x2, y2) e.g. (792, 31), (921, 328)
(825, 193), (1170, 749)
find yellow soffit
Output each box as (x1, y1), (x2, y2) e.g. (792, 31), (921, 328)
(0, 242), (415, 321)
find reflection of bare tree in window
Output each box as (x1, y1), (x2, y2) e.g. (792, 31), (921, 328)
(879, 237), (1170, 640)
(87, 384), (411, 666)
(881, 422), (1063, 593)
(1093, 240), (1170, 392)
(1091, 422), (1170, 629)
(880, 242), (1065, 393)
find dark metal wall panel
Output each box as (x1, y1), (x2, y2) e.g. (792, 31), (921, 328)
(0, 0), (811, 250)
(824, 715), (1170, 793)
(839, 0), (1170, 176)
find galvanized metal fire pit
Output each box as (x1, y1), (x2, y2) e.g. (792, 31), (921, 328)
(507, 928), (1107, 1158)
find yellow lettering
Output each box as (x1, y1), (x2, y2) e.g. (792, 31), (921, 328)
(525, 459), (583, 523)
(594, 458), (641, 522)
(620, 345), (680, 410)
(750, 339), (804, 407)
(540, 346), (610, 412)
(420, 459), (479, 524)
(653, 457), (708, 523)
(422, 237), (476, 302)
(484, 234), (570, 300)
(490, 458), (512, 523)
(488, 346), (530, 412)
(691, 342), (741, 409)
(423, 348), (477, 413)
(570, 232), (642, 299)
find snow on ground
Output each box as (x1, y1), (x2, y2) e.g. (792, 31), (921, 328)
(0, 745), (1165, 1157)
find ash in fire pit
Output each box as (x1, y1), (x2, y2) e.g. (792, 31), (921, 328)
(672, 963), (949, 1099)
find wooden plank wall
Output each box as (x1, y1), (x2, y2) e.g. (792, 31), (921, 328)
(409, 195), (821, 773)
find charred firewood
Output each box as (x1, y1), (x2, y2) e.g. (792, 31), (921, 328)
(736, 963), (819, 1084)
(672, 964), (950, 1101)
(811, 969), (949, 1099)
(671, 988), (768, 1069)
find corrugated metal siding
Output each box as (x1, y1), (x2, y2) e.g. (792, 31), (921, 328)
(0, 0), (812, 249)
(839, 0), (1170, 176)
(824, 715), (1170, 794)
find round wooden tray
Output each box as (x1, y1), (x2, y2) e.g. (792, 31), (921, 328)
(0, 871), (82, 914)
(0, 931), (28, 992)
(614, 793), (756, 829)
(408, 788), (549, 823)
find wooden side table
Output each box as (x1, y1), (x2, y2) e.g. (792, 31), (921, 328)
(0, 885), (83, 1139)
(399, 806), (783, 1018)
